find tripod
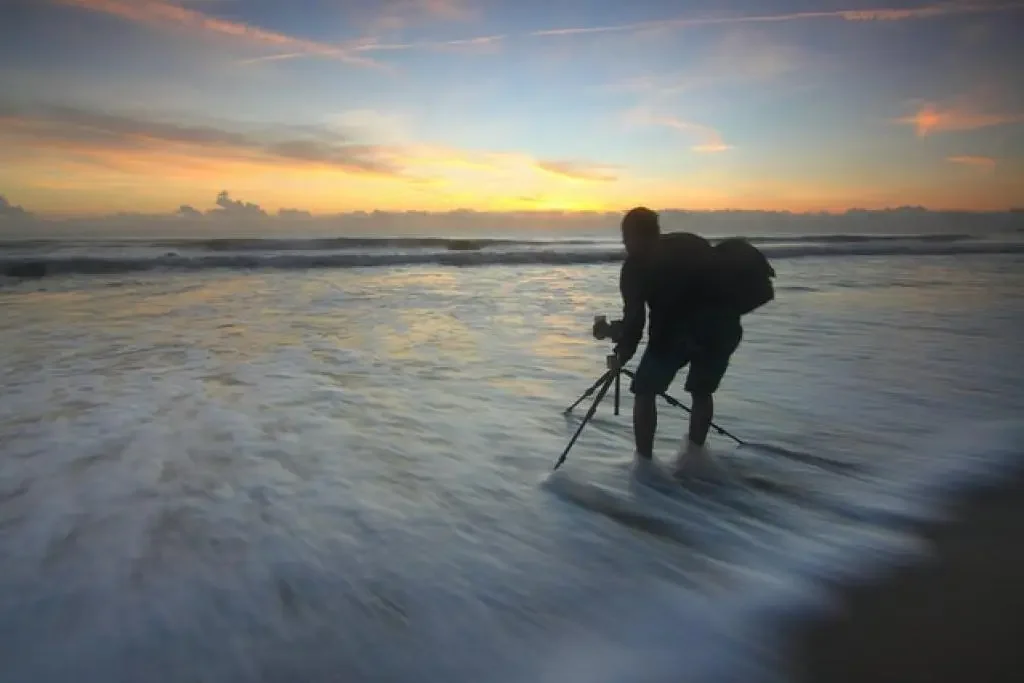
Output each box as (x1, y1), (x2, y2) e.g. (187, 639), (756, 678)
(553, 360), (746, 470)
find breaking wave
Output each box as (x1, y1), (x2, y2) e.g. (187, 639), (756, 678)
(3, 233), (1023, 278)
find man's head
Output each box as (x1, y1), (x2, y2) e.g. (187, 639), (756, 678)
(621, 206), (660, 258)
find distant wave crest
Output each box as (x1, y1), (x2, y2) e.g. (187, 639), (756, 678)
(3, 234), (1022, 278)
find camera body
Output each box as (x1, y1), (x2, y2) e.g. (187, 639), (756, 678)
(592, 315), (624, 342)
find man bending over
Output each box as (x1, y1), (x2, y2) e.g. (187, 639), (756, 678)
(608, 207), (743, 478)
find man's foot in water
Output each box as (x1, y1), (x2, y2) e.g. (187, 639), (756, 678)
(673, 441), (731, 483)
(631, 452), (677, 489)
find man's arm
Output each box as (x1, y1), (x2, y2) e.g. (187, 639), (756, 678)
(613, 260), (645, 364)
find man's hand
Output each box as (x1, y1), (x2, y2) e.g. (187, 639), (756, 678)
(607, 319), (624, 343)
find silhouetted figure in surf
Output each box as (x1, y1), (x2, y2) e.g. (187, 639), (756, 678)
(605, 207), (774, 478)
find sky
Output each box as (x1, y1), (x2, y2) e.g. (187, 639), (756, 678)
(1, 0), (1023, 221)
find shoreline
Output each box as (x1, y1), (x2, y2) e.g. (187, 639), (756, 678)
(785, 465), (1024, 683)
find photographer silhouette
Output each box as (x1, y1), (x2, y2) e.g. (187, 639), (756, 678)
(604, 207), (772, 476)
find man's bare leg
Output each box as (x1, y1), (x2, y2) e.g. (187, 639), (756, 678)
(675, 392), (728, 480)
(633, 393), (657, 459)
(688, 392), (713, 447)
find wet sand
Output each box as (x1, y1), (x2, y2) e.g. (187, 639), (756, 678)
(788, 468), (1024, 683)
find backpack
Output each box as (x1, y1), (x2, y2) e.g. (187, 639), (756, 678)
(658, 232), (715, 268)
(711, 237), (776, 315)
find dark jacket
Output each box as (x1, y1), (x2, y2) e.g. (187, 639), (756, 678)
(613, 232), (724, 363)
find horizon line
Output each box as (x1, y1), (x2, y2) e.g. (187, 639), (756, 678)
(5, 206), (1024, 221)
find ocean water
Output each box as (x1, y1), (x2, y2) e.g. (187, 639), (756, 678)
(2, 232), (1024, 683)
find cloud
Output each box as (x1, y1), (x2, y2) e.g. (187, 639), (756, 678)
(210, 190), (266, 217)
(355, 34), (505, 53)
(896, 101), (1024, 136)
(234, 52), (315, 66)
(0, 101), (625, 205)
(535, 160), (619, 182)
(5, 200), (1022, 241)
(625, 107), (732, 152)
(380, 146), (621, 183)
(238, 34), (504, 65)
(174, 194), (315, 219)
(0, 196), (32, 220)
(53, 0), (1017, 73)
(278, 208), (313, 219)
(0, 101), (405, 177)
(368, 0), (477, 31)
(838, 7), (952, 20)
(235, 0), (492, 63)
(325, 109), (412, 144)
(464, 151), (622, 181)
(530, 2), (1024, 37)
(51, 0), (386, 69)
(947, 155), (997, 169)
(603, 29), (807, 99)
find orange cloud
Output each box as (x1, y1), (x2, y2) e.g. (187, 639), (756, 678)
(897, 102), (1024, 136)
(947, 155), (997, 169)
(52, 0), (386, 69)
(530, 3), (1024, 37)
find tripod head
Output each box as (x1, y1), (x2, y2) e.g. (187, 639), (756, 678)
(591, 315), (624, 373)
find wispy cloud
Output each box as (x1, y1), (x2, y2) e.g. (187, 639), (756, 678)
(327, 109), (412, 144)
(237, 35), (503, 65)
(896, 101), (1024, 136)
(0, 101), (404, 176)
(236, 52), (309, 66)
(625, 107), (732, 152)
(603, 29), (807, 100)
(354, 34), (504, 53)
(418, 0), (475, 20)
(51, 0), (386, 69)
(404, 149), (620, 183)
(53, 0), (1021, 72)
(947, 155), (997, 169)
(535, 160), (619, 182)
(0, 101), (620, 190)
(367, 0), (477, 32)
(530, 3), (1024, 37)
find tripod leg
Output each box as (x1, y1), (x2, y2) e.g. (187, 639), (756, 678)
(553, 371), (617, 470)
(613, 371), (621, 416)
(563, 369), (614, 414)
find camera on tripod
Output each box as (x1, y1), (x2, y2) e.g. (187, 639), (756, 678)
(592, 315), (623, 343)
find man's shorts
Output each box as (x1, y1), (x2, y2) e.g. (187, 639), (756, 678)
(630, 312), (742, 396)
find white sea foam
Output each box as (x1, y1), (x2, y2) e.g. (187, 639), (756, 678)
(1, 247), (1022, 682)
(527, 419), (1024, 683)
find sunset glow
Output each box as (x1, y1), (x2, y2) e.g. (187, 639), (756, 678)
(1, 0), (1023, 221)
